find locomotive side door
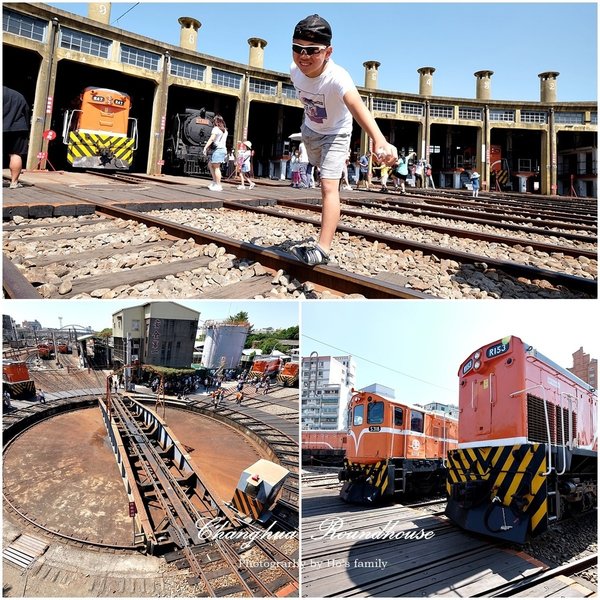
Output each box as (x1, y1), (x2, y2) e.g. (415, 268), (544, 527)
(391, 406), (407, 459)
(406, 409), (427, 459)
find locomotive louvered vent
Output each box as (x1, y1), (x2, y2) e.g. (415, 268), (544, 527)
(527, 394), (556, 443)
(556, 405), (567, 444)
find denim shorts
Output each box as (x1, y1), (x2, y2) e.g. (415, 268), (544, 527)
(301, 123), (350, 180)
(210, 148), (226, 164)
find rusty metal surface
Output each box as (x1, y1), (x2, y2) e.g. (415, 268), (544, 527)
(3, 407), (133, 545)
(3, 404), (271, 548)
(164, 406), (269, 502)
(2, 254), (42, 299)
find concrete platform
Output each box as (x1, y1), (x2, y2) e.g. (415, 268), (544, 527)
(2, 169), (318, 219)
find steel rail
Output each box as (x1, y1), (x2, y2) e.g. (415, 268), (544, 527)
(92, 202), (434, 299)
(276, 198), (597, 257)
(345, 197), (596, 243)
(474, 555), (598, 597)
(2, 255), (43, 299)
(420, 189), (597, 220)
(109, 395), (241, 597)
(225, 202), (597, 295)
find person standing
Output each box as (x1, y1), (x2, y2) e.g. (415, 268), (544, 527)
(395, 151), (413, 194)
(3, 86), (30, 189)
(237, 140), (256, 190)
(470, 169), (481, 198)
(289, 14), (397, 265)
(290, 149), (301, 187)
(358, 152), (371, 190)
(340, 150), (354, 191)
(298, 141), (309, 188)
(425, 163), (435, 189)
(202, 114), (228, 192)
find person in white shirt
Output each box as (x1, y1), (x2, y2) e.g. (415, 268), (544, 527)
(202, 114), (228, 192)
(289, 14), (397, 265)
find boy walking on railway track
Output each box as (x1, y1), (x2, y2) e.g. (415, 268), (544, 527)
(289, 14), (397, 266)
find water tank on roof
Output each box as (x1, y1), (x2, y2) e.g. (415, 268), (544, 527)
(201, 322), (250, 369)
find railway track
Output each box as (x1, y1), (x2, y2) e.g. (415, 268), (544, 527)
(302, 485), (596, 597)
(3, 178), (596, 299)
(102, 394), (299, 597)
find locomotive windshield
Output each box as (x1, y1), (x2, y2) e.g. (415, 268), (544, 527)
(367, 402), (384, 424)
(353, 404), (364, 426)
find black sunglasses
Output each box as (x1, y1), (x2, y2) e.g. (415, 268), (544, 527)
(292, 43), (328, 56)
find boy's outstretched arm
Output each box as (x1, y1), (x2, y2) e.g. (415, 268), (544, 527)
(343, 88), (398, 165)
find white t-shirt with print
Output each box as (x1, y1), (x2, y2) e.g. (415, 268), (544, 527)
(290, 59), (356, 136)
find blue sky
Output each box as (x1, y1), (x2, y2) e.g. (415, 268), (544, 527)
(46, 2), (597, 102)
(300, 300), (599, 407)
(4, 300), (299, 331)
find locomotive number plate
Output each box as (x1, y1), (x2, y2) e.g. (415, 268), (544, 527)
(368, 426), (381, 432)
(462, 359), (473, 375)
(486, 341), (509, 359)
(195, 118), (210, 125)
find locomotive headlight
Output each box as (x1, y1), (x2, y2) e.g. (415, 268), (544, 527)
(474, 351), (481, 360)
(474, 360), (481, 369)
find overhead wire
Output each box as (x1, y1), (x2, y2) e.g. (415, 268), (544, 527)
(301, 333), (454, 394)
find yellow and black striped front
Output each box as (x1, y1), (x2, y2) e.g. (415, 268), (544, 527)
(5, 380), (36, 399)
(67, 132), (134, 169)
(446, 443), (548, 543)
(231, 488), (265, 520)
(339, 459), (391, 503)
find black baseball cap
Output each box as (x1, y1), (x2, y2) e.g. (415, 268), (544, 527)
(293, 14), (332, 46)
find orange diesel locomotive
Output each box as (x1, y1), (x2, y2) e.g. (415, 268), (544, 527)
(338, 391), (458, 503)
(249, 357), (283, 379)
(446, 335), (597, 544)
(276, 361), (299, 387)
(62, 87), (138, 169)
(302, 430), (347, 466)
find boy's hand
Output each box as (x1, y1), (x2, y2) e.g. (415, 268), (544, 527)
(375, 143), (398, 166)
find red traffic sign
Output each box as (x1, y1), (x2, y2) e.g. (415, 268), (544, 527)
(128, 501), (137, 517)
(43, 129), (57, 141)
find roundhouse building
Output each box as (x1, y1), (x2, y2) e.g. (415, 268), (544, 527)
(2, 2), (597, 196)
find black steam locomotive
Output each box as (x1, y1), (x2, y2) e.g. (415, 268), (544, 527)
(165, 108), (216, 176)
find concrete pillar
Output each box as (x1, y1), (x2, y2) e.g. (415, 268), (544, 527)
(178, 17), (201, 51)
(248, 37), (267, 69)
(417, 67), (435, 97)
(539, 71), (559, 103)
(474, 70), (494, 100)
(28, 17), (60, 171)
(363, 61), (380, 90)
(87, 3), (111, 24)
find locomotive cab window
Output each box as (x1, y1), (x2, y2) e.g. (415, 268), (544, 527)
(367, 402), (384, 425)
(353, 404), (364, 426)
(410, 410), (424, 433)
(394, 407), (404, 427)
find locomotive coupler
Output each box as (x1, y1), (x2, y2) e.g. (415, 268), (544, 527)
(492, 496), (513, 531)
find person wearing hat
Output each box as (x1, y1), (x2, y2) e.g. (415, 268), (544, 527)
(289, 14), (397, 266)
(237, 140), (255, 190)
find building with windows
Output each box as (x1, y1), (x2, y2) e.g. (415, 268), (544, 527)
(112, 302), (199, 370)
(569, 347), (597, 390)
(2, 3), (596, 196)
(302, 354), (357, 430)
